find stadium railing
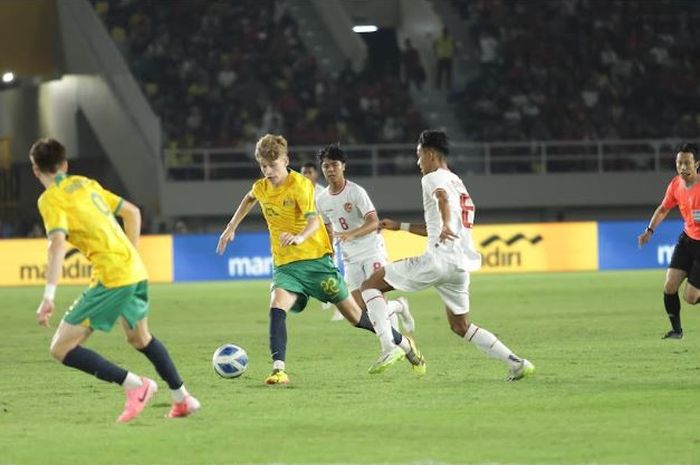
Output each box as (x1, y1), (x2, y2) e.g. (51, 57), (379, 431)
(162, 138), (697, 181)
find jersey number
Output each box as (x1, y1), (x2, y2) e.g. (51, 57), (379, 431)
(460, 194), (474, 229)
(91, 192), (121, 230)
(339, 217), (349, 230)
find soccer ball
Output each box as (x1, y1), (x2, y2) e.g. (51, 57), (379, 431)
(212, 343), (248, 379)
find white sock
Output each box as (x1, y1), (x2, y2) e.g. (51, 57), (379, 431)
(122, 372), (143, 390)
(387, 300), (402, 316)
(389, 312), (399, 330)
(273, 360), (285, 371)
(464, 324), (521, 368)
(387, 300), (400, 328)
(171, 385), (189, 403)
(361, 288), (395, 354)
(397, 336), (411, 354)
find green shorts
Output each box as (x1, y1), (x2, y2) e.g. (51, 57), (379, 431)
(272, 255), (349, 313)
(63, 280), (150, 332)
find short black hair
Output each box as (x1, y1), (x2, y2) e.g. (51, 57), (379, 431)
(418, 130), (449, 156)
(302, 162), (317, 171)
(29, 138), (66, 173)
(317, 144), (346, 164)
(678, 143), (698, 158)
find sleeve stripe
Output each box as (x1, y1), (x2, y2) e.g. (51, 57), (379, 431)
(363, 210), (376, 218)
(46, 228), (68, 237)
(114, 198), (124, 215)
(304, 211), (318, 218)
(432, 188), (447, 197)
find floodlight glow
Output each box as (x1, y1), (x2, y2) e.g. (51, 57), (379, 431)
(352, 25), (378, 33)
(2, 72), (14, 83)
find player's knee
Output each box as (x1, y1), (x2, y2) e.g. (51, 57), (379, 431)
(336, 301), (359, 325)
(664, 282), (680, 294)
(126, 332), (150, 349)
(49, 342), (68, 362)
(683, 292), (700, 305)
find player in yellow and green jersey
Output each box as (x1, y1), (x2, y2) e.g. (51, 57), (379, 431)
(30, 138), (199, 422)
(216, 134), (425, 385)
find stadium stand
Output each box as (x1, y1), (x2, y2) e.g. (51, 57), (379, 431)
(455, 0), (700, 141)
(91, 0), (425, 149)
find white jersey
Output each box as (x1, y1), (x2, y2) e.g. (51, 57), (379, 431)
(313, 183), (325, 199)
(421, 168), (482, 271)
(316, 180), (386, 264)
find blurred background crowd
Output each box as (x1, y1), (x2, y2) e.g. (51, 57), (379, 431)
(92, 0), (425, 149)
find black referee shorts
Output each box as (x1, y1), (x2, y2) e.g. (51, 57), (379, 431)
(669, 232), (700, 288)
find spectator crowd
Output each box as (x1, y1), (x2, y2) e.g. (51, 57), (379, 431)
(92, 0), (424, 149)
(457, 0), (700, 141)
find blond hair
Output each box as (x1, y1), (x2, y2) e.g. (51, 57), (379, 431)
(255, 134), (288, 162)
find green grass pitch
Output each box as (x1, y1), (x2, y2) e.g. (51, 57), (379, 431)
(1, 270), (699, 464)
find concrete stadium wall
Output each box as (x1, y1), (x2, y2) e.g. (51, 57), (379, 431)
(161, 171), (675, 220)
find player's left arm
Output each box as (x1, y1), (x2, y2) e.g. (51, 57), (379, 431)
(116, 200), (141, 247)
(435, 189), (458, 243)
(335, 187), (379, 242)
(335, 211), (379, 243)
(280, 214), (320, 246)
(280, 179), (320, 246)
(36, 231), (67, 327)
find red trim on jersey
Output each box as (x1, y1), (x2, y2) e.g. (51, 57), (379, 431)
(330, 180), (348, 196)
(362, 210), (376, 218)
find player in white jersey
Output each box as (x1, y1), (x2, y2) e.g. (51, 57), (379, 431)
(360, 130), (534, 381)
(301, 162), (326, 199)
(315, 144), (415, 333)
(301, 162), (337, 315)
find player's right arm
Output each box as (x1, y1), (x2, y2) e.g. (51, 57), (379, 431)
(36, 194), (68, 327)
(217, 190), (257, 255)
(639, 180), (677, 247)
(638, 204), (670, 247)
(93, 182), (142, 246)
(36, 230), (67, 327)
(379, 218), (428, 236)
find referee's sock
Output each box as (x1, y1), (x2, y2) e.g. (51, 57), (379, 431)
(663, 292), (682, 333)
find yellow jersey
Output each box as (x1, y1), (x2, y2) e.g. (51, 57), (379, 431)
(37, 173), (148, 288)
(252, 170), (333, 267)
(434, 36), (455, 59)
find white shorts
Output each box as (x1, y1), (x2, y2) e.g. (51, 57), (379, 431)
(344, 256), (387, 290)
(383, 253), (470, 314)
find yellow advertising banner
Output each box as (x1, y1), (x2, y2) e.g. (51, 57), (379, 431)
(382, 222), (598, 273)
(0, 235), (173, 286)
